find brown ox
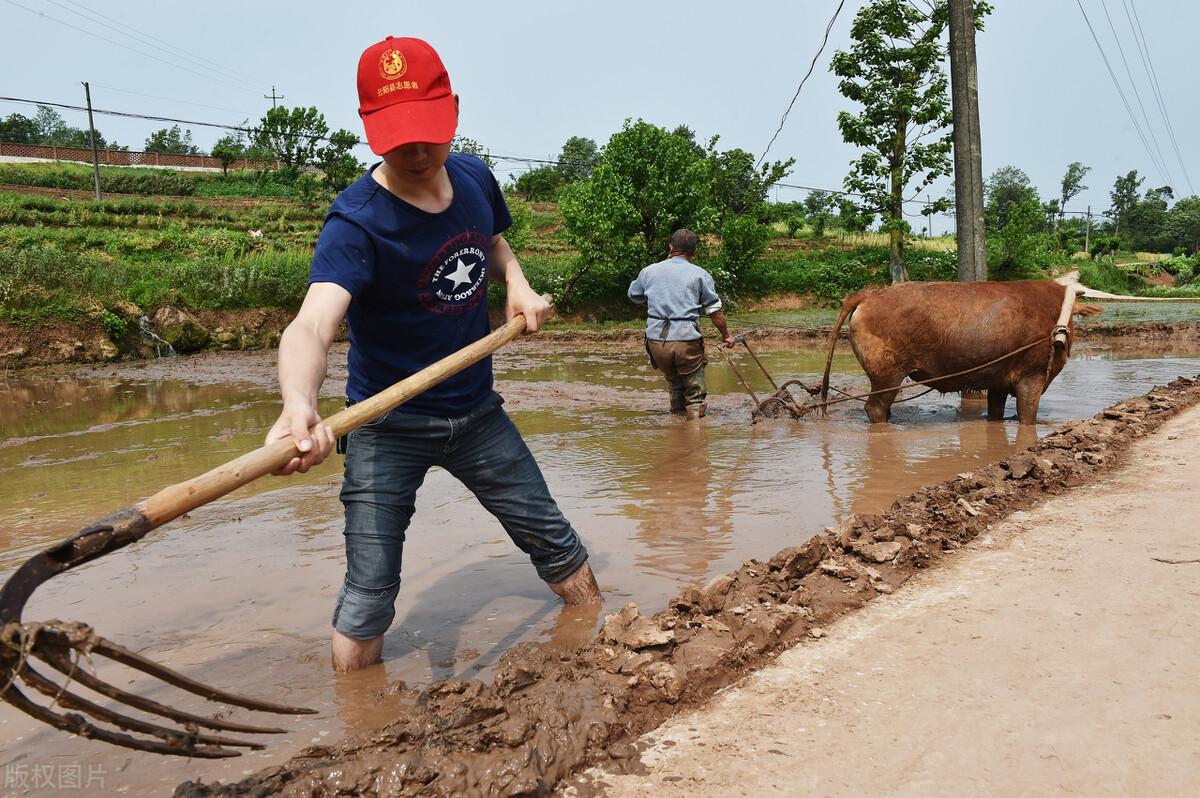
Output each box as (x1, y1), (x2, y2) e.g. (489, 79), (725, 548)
(819, 280), (1102, 424)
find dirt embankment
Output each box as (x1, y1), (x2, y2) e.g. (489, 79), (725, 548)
(2, 308), (1197, 369)
(175, 375), (1200, 797)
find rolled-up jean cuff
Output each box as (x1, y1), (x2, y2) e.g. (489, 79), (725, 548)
(331, 578), (400, 640)
(537, 543), (590, 585)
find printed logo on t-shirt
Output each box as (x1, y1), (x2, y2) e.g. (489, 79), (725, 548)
(415, 231), (489, 315)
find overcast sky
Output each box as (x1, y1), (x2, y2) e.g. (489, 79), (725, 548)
(2, 0), (1197, 225)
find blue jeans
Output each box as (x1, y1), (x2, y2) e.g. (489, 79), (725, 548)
(331, 392), (589, 640)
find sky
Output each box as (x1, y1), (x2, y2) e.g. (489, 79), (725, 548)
(2, 0), (1197, 227)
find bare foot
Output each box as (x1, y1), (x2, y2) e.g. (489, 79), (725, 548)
(331, 628), (384, 672)
(548, 561), (602, 605)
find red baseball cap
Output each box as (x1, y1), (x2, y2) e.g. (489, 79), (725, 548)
(357, 37), (457, 155)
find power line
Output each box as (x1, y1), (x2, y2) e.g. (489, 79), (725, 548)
(756, 0), (848, 168)
(1123, 0), (1195, 195)
(1096, 0), (1172, 186)
(1075, 0), (1171, 187)
(58, 0), (264, 85)
(2, 0), (266, 96)
(92, 85), (254, 117)
(45, 0), (265, 92)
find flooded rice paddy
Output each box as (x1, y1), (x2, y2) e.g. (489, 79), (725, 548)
(1, 332), (1199, 795)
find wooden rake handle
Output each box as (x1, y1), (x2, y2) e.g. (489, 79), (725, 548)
(138, 314), (528, 530)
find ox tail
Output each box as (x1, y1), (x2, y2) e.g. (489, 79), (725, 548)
(820, 291), (865, 407)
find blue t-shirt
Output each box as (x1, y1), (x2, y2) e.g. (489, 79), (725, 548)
(309, 154), (513, 415)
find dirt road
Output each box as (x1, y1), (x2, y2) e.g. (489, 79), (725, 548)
(590, 406), (1200, 798)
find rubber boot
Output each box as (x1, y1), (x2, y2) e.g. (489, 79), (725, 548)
(685, 402), (707, 420)
(669, 393), (686, 415)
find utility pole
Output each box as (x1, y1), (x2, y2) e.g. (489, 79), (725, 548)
(264, 86), (285, 109)
(1085, 205), (1092, 254)
(926, 194), (934, 238)
(81, 81), (101, 201)
(948, 0), (986, 281)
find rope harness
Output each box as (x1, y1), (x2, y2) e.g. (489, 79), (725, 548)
(723, 325), (1069, 421)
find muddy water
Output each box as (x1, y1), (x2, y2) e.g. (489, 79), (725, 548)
(1, 341), (1198, 795)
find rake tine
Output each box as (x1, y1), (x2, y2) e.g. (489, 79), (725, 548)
(38, 628), (315, 715)
(35, 642), (290, 735)
(1, 681), (240, 759)
(17, 662), (264, 751)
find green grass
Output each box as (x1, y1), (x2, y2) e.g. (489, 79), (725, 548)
(0, 161), (306, 200)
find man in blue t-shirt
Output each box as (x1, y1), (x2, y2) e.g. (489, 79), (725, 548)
(265, 36), (600, 673)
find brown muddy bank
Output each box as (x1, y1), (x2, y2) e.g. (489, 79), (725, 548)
(175, 375), (1200, 797)
(3, 310), (1197, 370)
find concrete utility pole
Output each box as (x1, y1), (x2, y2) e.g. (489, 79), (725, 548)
(948, 0), (987, 281)
(1085, 205), (1092, 254)
(264, 86), (285, 109)
(81, 81), (101, 201)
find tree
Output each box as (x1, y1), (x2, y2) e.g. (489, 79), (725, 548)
(451, 135), (494, 168)
(802, 190), (836, 237)
(839, 198), (876, 234)
(830, 0), (958, 283)
(316, 129), (363, 192)
(556, 136), (599, 183)
(144, 125), (199, 155)
(984, 166), (1039, 231)
(1109, 170), (1144, 237)
(514, 165), (564, 201)
(559, 121), (714, 305)
(28, 105), (106, 148)
(705, 140), (792, 277)
(252, 105), (329, 173)
(1058, 161), (1091, 223)
(1125, 185), (1173, 251)
(210, 133), (246, 175)
(1163, 196), (1200, 254)
(0, 113), (39, 144)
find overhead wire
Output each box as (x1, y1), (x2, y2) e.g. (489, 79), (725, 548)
(56, 0), (265, 86)
(756, 0), (847, 168)
(2, 0), (266, 96)
(1075, 0), (1170, 187)
(1122, 0), (1195, 195)
(43, 0), (264, 92)
(1096, 0), (1172, 186)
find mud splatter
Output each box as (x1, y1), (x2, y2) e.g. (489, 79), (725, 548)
(175, 375), (1200, 797)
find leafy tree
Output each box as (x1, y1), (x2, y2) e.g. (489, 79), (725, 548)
(559, 120), (714, 306)
(145, 125), (200, 155)
(1058, 161), (1091, 223)
(785, 213), (806, 238)
(514, 165), (564, 201)
(0, 113), (39, 144)
(210, 133), (246, 175)
(1124, 185), (1174, 251)
(1109, 169), (1144, 237)
(451, 135), (494, 168)
(838, 198), (875, 234)
(830, 0), (967, 283)
(34, 106), (70, 143)
(1163, 196), (1200, 254)
(984, 166), (1039, 231)
(802, 190), (836, 237)
(316, 129), (363, 192)
(988, 194), (1046, 278)
(705, 141), (792, 278)
(28, 105), (107, 148)
(556, 136), (599, 183)
(252, 105), (329, 173)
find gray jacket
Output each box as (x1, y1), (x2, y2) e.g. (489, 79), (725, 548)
(627, 256), (722, 341)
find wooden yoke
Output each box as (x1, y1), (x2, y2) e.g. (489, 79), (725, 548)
(1052, 284), (1086, 352)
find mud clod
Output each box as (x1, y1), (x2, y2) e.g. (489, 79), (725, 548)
(176, 375), (1200, 798)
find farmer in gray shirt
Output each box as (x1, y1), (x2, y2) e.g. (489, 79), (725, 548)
(628, 229), (735, 419)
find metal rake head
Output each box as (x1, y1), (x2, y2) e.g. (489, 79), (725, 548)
(1, 512), (316, 758)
